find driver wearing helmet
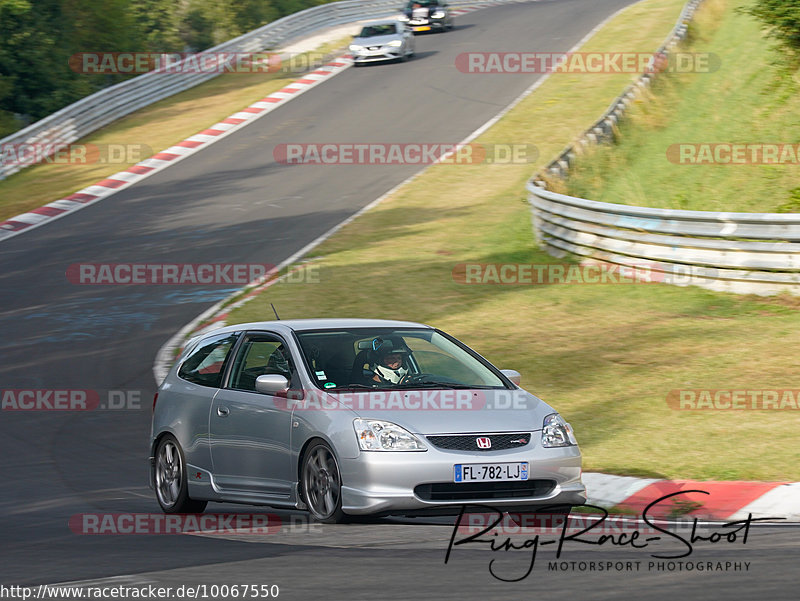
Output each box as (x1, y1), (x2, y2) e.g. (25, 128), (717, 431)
(372, 348), (409, 385)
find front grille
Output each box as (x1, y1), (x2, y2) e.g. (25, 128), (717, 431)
(426, 433), (531, 452)
(415, 480), (556, 502)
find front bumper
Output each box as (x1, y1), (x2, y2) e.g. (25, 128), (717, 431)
(338, 443), (585, 515)
(406, 19), (447, 32)
(351, 48), (404, 63)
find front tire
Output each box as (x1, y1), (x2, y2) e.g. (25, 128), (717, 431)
(154, 435), (207, 513)
(301, 441), (346, 523)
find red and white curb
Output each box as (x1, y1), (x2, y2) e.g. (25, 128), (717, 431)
(138, 2), (797, 522)
(150, 0), (648, 380)
(584, 472), (800, 522)
(0, 56), (354, 242)
(0, 1), (532, 244)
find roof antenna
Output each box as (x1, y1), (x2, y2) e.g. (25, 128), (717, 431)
(271, 303), (281, 320)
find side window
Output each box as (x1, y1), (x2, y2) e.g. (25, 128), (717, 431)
(228, 334), (294, 392)
(177, 333), (239, 388)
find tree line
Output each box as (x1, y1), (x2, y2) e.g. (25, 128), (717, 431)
(0, 0), (332, 137)
(743, 0), (800, 58)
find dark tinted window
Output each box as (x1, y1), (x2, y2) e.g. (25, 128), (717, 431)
(177, 332), (239, 387)
(228, 334), (294, 392)
(359, 24), (397, 37)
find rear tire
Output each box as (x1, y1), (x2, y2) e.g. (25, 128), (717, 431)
(154, 435), (207, 514)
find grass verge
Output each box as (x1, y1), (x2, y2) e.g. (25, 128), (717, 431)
(220, 0), (800, 481)
(564, 0), (800, 212)
(0, 36), (353, 221)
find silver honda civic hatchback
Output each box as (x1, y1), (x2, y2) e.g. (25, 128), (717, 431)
(150, 319), (585, 522)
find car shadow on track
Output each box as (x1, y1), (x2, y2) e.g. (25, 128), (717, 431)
(353, 50), (439, 68)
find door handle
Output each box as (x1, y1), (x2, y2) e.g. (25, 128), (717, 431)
(217, 406), (230, 417)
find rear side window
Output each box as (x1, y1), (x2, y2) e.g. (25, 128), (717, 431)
(178, 332), (239, 387)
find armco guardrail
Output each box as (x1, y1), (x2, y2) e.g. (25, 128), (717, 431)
(0, 0), (512, 181)
(537, 0), (704, 180)
(527, 183), (800, 296)
(525, 0), (799, 297)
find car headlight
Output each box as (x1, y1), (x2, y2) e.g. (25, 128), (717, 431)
(432, 10), (446, 18)
(541, 413), (578, 447)
(349, 44), (363, 52)
(398, 14), (409, 21)
(354, 419), (426, 451)
(387, 40), (403, 47)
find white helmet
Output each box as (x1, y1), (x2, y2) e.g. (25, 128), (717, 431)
(373, 347), (409, 384)
(374, 363), (408, 384)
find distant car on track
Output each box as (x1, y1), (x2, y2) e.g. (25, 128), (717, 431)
(150, 319), (585, 523)
(349, 20), (415, 65)
(399, 0), (454, 33)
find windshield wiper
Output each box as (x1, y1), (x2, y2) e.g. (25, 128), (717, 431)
(328, 383), (391, 391)
(398, 379), (474, 389)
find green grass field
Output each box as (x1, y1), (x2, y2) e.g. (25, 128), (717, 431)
(564, 0), (800, 213)
(218, 0), (800, 482)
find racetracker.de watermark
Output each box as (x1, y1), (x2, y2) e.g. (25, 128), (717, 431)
(1, 389), (144, 411)
(455, 51), (719, 74)
(457, 512), (700, 536)
(273, 143), (537, 165)
(452, 262), (709, 285)
(274, 389), (541, 411)
(666, 143), (800, 165)
(69, 51), (331, 74)
(66, 263), (281, 285)
(1, 143), (152, 166)
(69, 513), (291, 535)
(667, 389), (800, 410)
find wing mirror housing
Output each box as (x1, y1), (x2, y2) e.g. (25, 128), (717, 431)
(500, 369), (521, 386)
(255, 374), (290, 395)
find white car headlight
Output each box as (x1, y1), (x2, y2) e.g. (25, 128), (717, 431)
(432, 10), (446, 18)
(387, 40), (403, 47)
(349, 44), (364, 52)
(354, 419), (426, 451)
(541, 413), (578, 447)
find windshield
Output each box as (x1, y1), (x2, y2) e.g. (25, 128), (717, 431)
(294, 327), (510, 391)
(406, 0), (440, 8)
(358, 24), (397, 37)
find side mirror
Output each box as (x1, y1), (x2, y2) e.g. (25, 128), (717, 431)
(255, 374), (290, 395)
(500, 369), (521, 386)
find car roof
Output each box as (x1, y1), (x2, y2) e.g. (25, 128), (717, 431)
(195, 318), (433, 338)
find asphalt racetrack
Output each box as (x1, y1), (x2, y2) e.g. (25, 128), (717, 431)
(1, 1), (796, 598)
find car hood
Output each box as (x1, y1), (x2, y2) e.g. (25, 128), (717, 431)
(321, 388), (557, 434)
(352, 34), (400, 46)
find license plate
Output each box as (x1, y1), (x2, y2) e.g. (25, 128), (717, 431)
(454, 462), (528, 482)
(413, 26), (431, 31)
